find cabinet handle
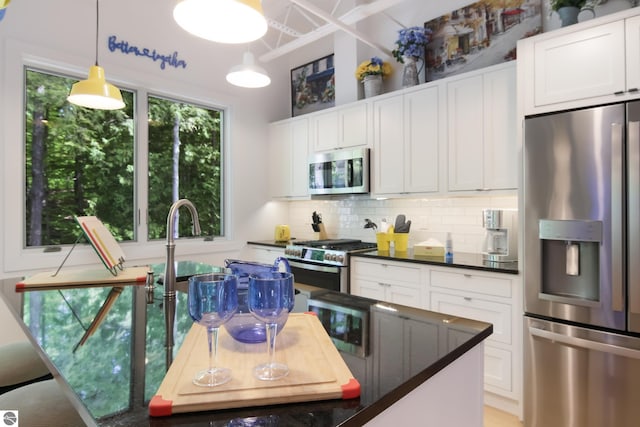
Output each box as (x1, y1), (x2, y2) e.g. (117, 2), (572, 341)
(614, 91), (625, 95)
(630, 88), (639, 93)
(464, 274), (472, 278)
(464, 297), (472, 302)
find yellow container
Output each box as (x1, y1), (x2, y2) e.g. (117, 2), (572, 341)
(394, 233), (409, 252)
(376, 232), (390, 252)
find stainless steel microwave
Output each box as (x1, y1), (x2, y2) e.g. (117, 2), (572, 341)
(308, 148), (370, 195)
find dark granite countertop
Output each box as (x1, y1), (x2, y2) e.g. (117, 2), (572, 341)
(352, 250), (519, 275)
(247, 241), (519, 275)
(2, 261), (492, 427)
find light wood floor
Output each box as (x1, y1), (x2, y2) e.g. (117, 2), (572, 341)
(484, 406), (522, 427)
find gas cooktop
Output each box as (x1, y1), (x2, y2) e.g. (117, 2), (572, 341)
(290, 239), (377, 251)
(285, 239), (377, 266)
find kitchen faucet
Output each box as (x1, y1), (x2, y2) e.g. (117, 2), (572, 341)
(163, 198), (201, 367)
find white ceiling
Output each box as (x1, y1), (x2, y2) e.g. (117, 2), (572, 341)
(258, 0), (406, 62)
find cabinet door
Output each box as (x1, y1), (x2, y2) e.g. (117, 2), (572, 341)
(268, 122), (292, 198)
(373, 95), (405, 194)
(430, 291), (511, 345)
(403, 317), (440, 378)
(311, 110), (339, 151)
(339, 103), (369, 149)
(626, 15), (640, 93)
(248, 246), (285, 265)
(404, 86), (440, 193)
(386, 283), (422, 309)
(533, 20), (625, 107)
(372, 310), (405, 395)
(350, 278), (387, 301)
(447, 74), (484, 191)
(290, 118), (309, 197)
(483, 65), (517, 190)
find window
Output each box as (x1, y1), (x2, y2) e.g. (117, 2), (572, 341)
(25, 68), (135, 246)
(147, 96), (222, 240)
(24, 68), (223, 249)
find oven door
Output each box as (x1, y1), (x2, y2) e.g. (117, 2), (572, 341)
(288, 260), (346, 293)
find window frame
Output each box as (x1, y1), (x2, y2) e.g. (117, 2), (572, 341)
(3, 41), (233, 274)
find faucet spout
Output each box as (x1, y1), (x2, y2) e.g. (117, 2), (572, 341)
(163, 198), (201, 367)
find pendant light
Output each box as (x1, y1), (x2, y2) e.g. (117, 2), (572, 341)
(67, 0), (125, 110)
(226, 51), (271, 88)
(173, 0), (267, 44)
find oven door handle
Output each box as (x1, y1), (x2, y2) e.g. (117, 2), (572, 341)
(287, 259), (342, 274)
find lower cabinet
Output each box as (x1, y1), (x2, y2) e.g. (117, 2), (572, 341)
(350, 256), (522, 416)
(243, 245), (285, 265)
(350, 258), (426, 309)
(371, 307), (441, 396)
(429, 267), (521, 415)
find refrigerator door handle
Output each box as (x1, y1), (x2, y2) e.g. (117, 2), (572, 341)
(612, 122), (624, 312)
(629, 120), (640, 329)
(529, 324), (640, 360)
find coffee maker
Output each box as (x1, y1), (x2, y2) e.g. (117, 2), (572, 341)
(482, 209), (518, 263)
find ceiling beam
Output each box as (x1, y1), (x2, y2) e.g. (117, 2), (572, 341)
(260, 0), (405, 62)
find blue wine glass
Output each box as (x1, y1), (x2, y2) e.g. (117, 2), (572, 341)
(248, 271), (295, 380)
(188, 273), (238, 387)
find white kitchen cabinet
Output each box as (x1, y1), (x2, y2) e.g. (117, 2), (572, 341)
(244, 245), (285, 265)
(519, 8), (640, 115)
(429, 266), (522, 415)
(311, 102), (369, 152)
(372, 85), (440, 196)
(447, 62), (517, 192)
(268, 117), (309, 199)
(350, 258), (426, 309)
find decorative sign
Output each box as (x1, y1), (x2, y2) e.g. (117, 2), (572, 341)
(108, 35), (188, 71)
(424, 0), (542, 82)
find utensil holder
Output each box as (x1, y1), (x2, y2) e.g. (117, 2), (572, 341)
(394, 233), (409, 252)
(376, 232), (391, 252)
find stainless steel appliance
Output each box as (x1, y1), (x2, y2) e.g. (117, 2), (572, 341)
(307, 291), (374, 357)
(308, 148), (370, 195)
(481, 208), (518, 263)
(523, 103), (640, 427)
(284, 239), (377, 293)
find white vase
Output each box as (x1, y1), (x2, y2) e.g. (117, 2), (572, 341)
(363, 74), (382, 98)
(402, 56), (419, 88)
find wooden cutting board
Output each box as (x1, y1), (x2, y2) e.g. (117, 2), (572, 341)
(149, 313), (360, 416)
(15, 266), (149, 291)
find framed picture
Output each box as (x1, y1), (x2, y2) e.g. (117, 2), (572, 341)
(424, 0), (542, 82)
(291, 54), (335, 117)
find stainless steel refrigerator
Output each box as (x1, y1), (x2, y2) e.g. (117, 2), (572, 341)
(524, 102), (640, 427)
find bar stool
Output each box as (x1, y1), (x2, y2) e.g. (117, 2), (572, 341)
(0, 379), (86, 426)
(0, 341), (52, 394)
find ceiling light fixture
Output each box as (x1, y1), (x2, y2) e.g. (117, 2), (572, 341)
(173, 0), (268, 44)
(67, 0), (125, 110)
(226, 51), (271, 88)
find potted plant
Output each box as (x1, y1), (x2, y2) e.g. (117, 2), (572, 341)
(391, 26), (433, 87)
(355, 56), (392, 98)
(549, 0), (590, 27)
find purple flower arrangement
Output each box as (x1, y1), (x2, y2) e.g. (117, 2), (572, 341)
(392, 26), (433, 63)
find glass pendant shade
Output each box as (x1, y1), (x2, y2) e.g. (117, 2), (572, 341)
(226, 51), (271, 88)
(174, 0), (267, 44)
(68, 65), (125, 110)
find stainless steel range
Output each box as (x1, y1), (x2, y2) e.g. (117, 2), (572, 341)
(284, 239), (377, 293)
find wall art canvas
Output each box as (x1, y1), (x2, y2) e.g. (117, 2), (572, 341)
(425, 0), (542, 82)
(291, 54), (335, 117)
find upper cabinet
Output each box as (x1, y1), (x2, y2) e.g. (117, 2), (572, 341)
(268, 117), (310, 199)
(372, 85), (441, 196)
(519, 8), (640, 115)
(447, 62), (517, 192)
(311, 102), (370, 152)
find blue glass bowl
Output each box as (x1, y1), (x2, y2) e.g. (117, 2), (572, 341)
(222, 258), (292, 344)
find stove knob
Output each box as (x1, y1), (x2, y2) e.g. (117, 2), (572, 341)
(336, 255), (344, 264)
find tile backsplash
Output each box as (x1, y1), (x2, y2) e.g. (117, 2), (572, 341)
(287, 194), (518, 253)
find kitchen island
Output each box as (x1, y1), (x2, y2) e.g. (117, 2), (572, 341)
(1, 263), (492, 426)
